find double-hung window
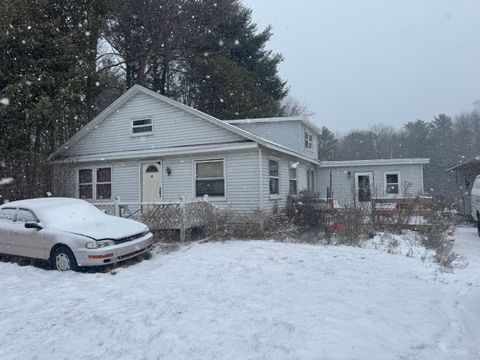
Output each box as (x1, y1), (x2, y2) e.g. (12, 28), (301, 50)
(385, 173), (400, 195)
(269, 160), (279, 195)
(304, 130), (313, 150)
(132, 119), (153, 135)
(78, 167), (112, 200)
(289, 164), (297, 195)
(195, 159), (225, 198)
(79, 169), (93, 199)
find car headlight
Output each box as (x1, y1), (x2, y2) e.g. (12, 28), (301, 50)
(86, 241), (98, 249)
(97, 240), (115, 248)
(86, 240), (115, 249)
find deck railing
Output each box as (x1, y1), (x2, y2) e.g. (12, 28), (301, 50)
(92, 196), (217, 241)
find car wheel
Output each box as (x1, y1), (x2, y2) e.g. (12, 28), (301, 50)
(51, 246), (78, 272)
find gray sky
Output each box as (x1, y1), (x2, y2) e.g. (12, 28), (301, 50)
(243, 0), (480, 133)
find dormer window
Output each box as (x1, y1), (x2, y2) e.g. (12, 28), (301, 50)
(132, 118), (153, 135)
(304, 130), (313, 150)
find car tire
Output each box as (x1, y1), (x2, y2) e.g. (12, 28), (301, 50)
(477, 217), (480, 238)
(51, 246), (78, 272)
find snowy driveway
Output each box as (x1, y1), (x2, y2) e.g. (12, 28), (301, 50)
(0, 228), (479, 360)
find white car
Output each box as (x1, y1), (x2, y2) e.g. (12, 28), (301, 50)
(0, 198), (153, 271)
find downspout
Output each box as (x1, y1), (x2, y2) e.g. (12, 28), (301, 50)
(259, 147), (263, 209)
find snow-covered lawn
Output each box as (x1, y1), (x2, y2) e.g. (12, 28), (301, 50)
(0, 227), (479, 360)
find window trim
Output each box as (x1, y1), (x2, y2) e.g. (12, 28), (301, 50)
(384, 172), (401, 197)
(78, 168), (93, 200)
(131, 117), (153, 137)
(193, 158), (226, 200)
(269, 158), (281, 199)
(289, 163), (297, 195)
(307, 168), (315, 193)
(304, 130), (313, 151)
(77, 166), (113, 201)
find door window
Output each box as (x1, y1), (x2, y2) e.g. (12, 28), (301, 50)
(358, 175), (371, 202)
(0, 208), (17, 222)
(16, 209), (38, 223)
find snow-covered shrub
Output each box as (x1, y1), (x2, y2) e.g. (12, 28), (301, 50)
(420, 211), (465, 270)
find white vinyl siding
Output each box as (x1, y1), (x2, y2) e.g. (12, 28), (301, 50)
(63, 93), (245, 157)
(317, 164), (425, 206)
(231, 121), (319, 160)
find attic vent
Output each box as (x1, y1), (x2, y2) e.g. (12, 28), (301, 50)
(132, 118), (153, 134)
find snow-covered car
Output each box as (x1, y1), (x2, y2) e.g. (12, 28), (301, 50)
(0, 198), (153, 271)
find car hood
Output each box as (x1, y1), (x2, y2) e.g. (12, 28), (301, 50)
(47, 216), (148, 240)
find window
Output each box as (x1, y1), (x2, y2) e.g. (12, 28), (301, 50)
(96, 168), (112, 199)
(17, 209), (38, 223)
(78, 167), (112, 200)
(385, 173), (400, 195)
(0, 208), (17, 222)
(269, 160), (279, 195)
(307, 169), (315, 193)
(132, 119), (153, 135)
(195, 159), (225, 197)
(289, 164), (297, 195)
(304, 130), (313, 150)
(79, 169), (93, 199)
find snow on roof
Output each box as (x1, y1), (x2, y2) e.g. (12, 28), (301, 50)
(50, 85), (319, 165)
(445, 156), (480, 173)
(319, 158), (430, 168)
(226, 116), (322, 135)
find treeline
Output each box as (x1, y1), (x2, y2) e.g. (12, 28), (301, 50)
(318, 110), (480, 195)
(0, 0), (288, 199)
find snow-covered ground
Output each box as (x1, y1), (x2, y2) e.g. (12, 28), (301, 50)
(0, 227), (479, 360)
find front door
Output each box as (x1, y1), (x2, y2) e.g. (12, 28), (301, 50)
(355, 172), (373, 202)
(142, 162), (162, 203)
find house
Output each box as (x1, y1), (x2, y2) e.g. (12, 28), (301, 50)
(445, 157), (480, 216)
(318, 159), (429, 206)
(50, 85), (429, 213)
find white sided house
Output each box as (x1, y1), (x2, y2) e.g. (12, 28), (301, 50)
(50, 85), (429, 213)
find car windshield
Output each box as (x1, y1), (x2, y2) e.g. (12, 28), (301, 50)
(36, 201), (106, 227)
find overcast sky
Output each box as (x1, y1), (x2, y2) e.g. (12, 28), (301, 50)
(243, 0), (480, 133)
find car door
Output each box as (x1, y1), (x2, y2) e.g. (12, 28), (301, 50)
(0, 207), (19, 255)
(9, 208), (46, 259)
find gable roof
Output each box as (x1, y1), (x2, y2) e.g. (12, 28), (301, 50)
(49, 85), (319, 164)
(226, 116), (322, 135)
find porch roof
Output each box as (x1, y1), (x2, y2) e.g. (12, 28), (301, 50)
(445, 157), (480, 173)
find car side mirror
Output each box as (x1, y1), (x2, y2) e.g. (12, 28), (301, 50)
(25, 222), (43, 230)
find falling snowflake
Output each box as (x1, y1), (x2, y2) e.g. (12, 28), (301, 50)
(218, 39), (224, 47)
(0, 97), (10, 106)
(85, 31), (91, 36)
(234, 39), (240, 45)
(95, 82), (100, 86)
(0, 178), (14, 186)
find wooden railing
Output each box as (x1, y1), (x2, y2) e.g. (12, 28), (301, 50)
(92, 197), (217, 241)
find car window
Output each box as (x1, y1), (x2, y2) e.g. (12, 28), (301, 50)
(0, 208), (17, 222)
(16, 209), (38, 223)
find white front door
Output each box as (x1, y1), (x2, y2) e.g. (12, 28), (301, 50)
(355, 172), (373, 202)
(142, 162), (162, 203)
